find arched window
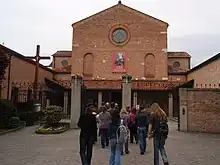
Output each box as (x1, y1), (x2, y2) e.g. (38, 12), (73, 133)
(144, 53), (155, 78)
(83, 53), (94, 76)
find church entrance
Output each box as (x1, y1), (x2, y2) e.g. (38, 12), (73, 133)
(102, 90), (122, 109)
(111, 90), (122, 109)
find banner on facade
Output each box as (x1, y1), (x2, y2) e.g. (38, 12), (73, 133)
(112, 51), (127, 72)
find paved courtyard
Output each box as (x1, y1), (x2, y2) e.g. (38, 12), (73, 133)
(0, 121), (220, 165)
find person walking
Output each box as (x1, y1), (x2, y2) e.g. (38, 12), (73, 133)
(97, 106), (111, 148)
(136, 106), (149, 155)
(108, 102), (116, 116)
(77, 105), (97, 165)
(108, 109), (124, 165)
(128, 108), (138, 144)
(148, 103), (169, 165)
(119, 108), (129, 155)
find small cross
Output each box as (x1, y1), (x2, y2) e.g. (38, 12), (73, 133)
(26, 45), (50, 100)
(118, 0), (122, 4)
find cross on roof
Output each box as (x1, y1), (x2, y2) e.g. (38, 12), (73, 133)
(26, 45), (50, 100)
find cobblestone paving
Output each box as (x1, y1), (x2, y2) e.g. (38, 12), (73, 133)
(0, 121), (220, 165)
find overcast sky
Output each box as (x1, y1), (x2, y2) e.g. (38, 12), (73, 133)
(0, 0), (219, 67)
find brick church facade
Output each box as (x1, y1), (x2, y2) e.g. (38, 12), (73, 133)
(1, 1), (194, 128)
(52, 1), (191, 119)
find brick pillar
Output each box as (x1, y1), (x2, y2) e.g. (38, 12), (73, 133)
(122, 74), (132, 108)
(63, 91), (68, 114)
(70, 75), (82, 128)
(179, 88), (188, 132)
(98, 91), (102, 108)
(168, 92), (173, 118)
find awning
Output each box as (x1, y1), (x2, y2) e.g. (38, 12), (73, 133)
(175, 79), (194, 88)
(45, 78), (69, 91)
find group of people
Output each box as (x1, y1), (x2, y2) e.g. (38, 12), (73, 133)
(77, 101), (169, 165)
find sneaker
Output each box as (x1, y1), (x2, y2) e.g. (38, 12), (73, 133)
(164, 162), (169, 165)
(125, 151), (129, 154)
(140, 152), (144, 155)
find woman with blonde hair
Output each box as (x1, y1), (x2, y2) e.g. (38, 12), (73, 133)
(148, 102), (169, 165)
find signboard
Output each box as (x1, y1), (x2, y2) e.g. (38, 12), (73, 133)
(112, 51), (127, 72)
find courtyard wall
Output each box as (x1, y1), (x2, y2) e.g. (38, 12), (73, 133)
(179, 88), (220, 133)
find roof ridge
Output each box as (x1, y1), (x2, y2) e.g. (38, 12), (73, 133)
(187, 53), (220, 74)
(72, 2), (168, 28)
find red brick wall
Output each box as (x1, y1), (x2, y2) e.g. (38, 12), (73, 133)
(187, 58), (220, 88)
(168, 57), (190, 71)
(187, 89), (220, 133)
(71, 5), (168, 80)
(1, 55), (53, 99)
(54, 57), (71, 70)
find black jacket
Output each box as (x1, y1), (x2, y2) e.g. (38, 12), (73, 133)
(77, 112), (97, 138)
(136, 112), (149, 128)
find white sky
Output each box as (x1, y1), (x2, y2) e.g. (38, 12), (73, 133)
(0, 0), (220, 67)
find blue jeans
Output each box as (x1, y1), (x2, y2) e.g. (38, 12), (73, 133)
(121, 138), (129, 154)
(153, 137), (168, 165)
(137, 127), (147, 153)
(109, 139), (122, 165)
(100, 128), (109, 148)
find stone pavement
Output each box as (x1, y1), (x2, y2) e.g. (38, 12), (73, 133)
(0, 121), (220, 165)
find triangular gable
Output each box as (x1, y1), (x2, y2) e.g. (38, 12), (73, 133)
(72, 3), (168, 28)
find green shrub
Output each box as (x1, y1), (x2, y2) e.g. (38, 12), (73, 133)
(0, 99), (19, 128)
(18, 111), (42, 126)
(15, 101), (34, 112)
(15, 101), (44, 126)
(7, 116), (20, 129)
(43, 105), (63, 126)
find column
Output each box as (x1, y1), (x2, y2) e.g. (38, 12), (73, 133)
(46, 98), (50, 106)
(63, 91), (68, 114)
(70, 75), (82, 129)
(122, 74), (132, 108)
(179, 88), (188, 132)
(98, 91), (102, 108)
(133, 92), (137, 108)
(168, 92), (173, 118)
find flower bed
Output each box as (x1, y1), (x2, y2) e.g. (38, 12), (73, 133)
(35, 105), (69, 134)
(35, 124), (69, 134)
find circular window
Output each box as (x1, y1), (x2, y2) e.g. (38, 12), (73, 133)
(173, 61), (180, 68)
(112, 28), (128, 44)
(61, 60), (68, 67)
(109, 25), (130, 46)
